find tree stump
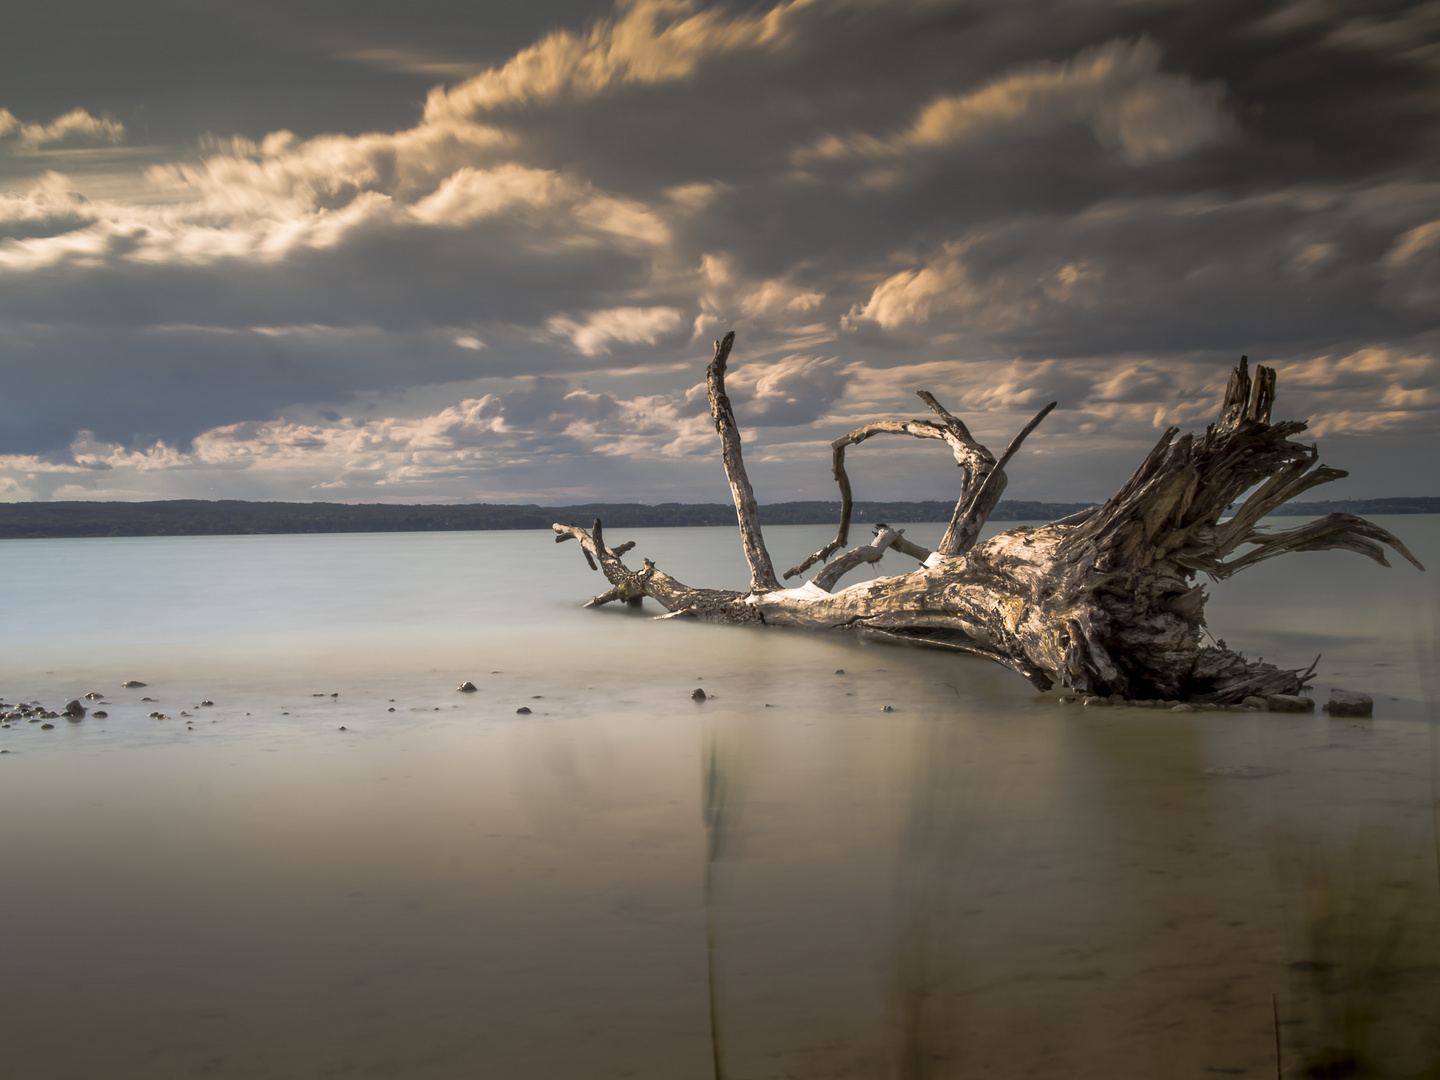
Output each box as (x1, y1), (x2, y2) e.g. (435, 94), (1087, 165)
(554, 335), (1422, 702)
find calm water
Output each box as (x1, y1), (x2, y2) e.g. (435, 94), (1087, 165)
(1, 519), (1438, 1079)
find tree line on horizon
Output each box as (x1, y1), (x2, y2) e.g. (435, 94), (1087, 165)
(0, 497), (1434, 540)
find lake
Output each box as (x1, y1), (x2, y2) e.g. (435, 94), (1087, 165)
(1, 518), (1437, 1079)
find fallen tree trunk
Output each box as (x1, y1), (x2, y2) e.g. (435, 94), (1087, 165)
(554, 334), (1423, 702)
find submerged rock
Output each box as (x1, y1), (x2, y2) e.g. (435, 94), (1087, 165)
(691, 688), (706, 701)
(457, 682), (478, 693)
(1266, 694), (1314, 713)
(122, 680), (147, 688)
(1325, 688), (1373, 717)
(92, 711), (108, 718)
(515, 706), (532, 715)
(63, 700), (86, 718)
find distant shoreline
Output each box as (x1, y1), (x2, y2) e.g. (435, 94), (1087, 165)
(0, 497), (1436, 540)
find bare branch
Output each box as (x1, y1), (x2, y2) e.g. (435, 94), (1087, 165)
(783, 417), (952, 578)
(812, 527), (901, 592)
(1217, 512), (1424, 577)
(935, 400), (1056, 557)
(706, 332), (780, 593)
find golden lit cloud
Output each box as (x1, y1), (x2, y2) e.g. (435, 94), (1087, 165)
(423, 0), (815, 122)
(795, 38), (1232, 170)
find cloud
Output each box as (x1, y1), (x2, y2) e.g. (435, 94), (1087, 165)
(0, 107), (124, 148)
(682, 352), (850, 427)
(0, 374), (721, 501)
(548, 305), (685, 354)
(844, 184), (1440, 358)
(1, 0), (1438, 503)
(1383, 218), (1440, 309)
(422, 0), (812, 122)
(795, 38), (1233, 173)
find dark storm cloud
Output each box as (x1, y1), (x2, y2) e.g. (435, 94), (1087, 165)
(1, 0), (1437, 501)
(0, 0), (615, 150)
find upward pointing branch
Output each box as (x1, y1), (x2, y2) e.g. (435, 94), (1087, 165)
(706, 332), (781, 593)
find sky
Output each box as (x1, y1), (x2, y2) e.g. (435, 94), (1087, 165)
(1, 0), (1437, 506)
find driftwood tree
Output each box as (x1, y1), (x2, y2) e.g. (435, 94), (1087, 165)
(554, 334), (1422, 702)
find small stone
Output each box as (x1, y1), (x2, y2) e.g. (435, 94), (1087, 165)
(1242, 696), (1267, 710)
(457, 682), (478, 693)
(93, 711), (107, 718)
(339, 726), (347, 731)
(63, 699), (86, 718)
(200, 700), (214, 707)
(1266, 694), (1314, 713)
(1057, 695), (1077, 704)
(142, 697), (155, 702)
(40, 723), (53, 729)
(1083, 695), (1108, 706)
(691, 688), (707, 701)
(1170, 704), (1196, 713)
(330, 693), (338, 698)
(515, 706), (532, 714)
(1196, 703), (1220, 712)
(834, 669), (845, 675)
(122, 680), (147, 688)
(84, 691), (103, 700)
(1325, 688), (1373, 718)
(881, 705), (894, 712)
(180, 711), (192, 717)
(388, 707), (396, 712)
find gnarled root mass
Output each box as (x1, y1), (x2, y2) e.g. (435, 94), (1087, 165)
(554, 335), (1422, 702)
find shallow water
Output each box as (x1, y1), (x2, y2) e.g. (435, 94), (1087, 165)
(1, 518), (1437, 1079)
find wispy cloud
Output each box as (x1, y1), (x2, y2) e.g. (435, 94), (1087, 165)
(0, 107), (125, 148)
(422, 0), (815, 121)
(795, 38), (1233, 174)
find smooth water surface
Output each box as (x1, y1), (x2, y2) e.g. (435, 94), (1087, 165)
(1, 519), (1438, 1079)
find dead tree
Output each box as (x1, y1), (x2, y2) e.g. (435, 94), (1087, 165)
(554, 333), (1423, 702)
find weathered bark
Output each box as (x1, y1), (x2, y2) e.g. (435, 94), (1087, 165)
(707, 332), (780, 593)
(554, 342), (1423, 702)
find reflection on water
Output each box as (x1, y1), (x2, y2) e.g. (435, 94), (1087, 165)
(1273, 834), (1440, 1077)
(0, 520), (1436, 1078)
